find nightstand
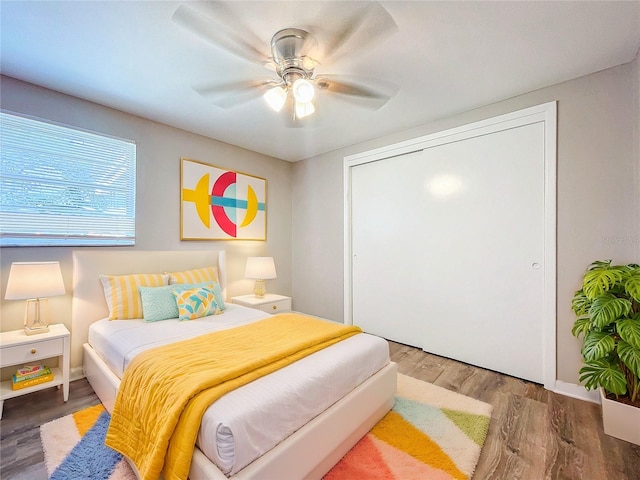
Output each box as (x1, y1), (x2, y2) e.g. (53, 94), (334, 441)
(231, 293), (292, 314)
(0, 323), (70, 418)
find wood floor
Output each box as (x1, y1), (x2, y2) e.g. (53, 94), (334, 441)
(1, 341), (639, 479)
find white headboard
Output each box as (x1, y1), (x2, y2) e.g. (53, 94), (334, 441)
(71, 250), (226, 370)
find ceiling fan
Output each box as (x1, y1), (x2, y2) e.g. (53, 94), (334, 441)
(172, 1), (398, 125)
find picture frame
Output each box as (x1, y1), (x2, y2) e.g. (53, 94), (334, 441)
(180, 158), (266, 240)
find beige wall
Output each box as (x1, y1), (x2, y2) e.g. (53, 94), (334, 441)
(292, 60), (640, 386)
(0, 76), (293, 369)
(634, 49), (640, 260)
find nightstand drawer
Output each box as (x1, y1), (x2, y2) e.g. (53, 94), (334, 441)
(1, 338), (64, 366)
(257, 298), (291, 314)
(231, 294), (292, 314)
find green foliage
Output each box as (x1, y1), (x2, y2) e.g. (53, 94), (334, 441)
(618, 315), (640, 350)
(588, 294), (631, 328)
(625, 268), (640, 302)
(582, 260), (628, 299)
(581, 331), (616, 361)
(618, 340), (640, 379)
(571, 290), (591, 316)
(579, 359), (627, 396)
(572, 261), (640, 403)
(580, 358), (627, 395)
(571, 315), (591, 338)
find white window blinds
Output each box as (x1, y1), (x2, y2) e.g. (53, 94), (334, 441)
(0, 111), (136, 246)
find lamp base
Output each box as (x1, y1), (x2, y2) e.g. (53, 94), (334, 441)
(24, 324), (50, 336)
(253, 279), (266, 298)
(24, 298), (50, 335)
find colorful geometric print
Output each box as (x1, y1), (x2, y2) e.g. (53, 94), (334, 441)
(173, 285), (219, 321)
(323, 374), (492, 480)
(181, 159), (267, 240)
(40, 404), (136, 480)
(40, 375), (491, 480)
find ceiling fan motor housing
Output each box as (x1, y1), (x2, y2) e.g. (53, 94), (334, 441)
(271, 28), (317, 84)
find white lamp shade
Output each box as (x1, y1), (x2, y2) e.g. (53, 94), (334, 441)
(5, 261), (66, 300)
(263, 86), (287, 112)
(245, 257), (277, 280)
(292, 78), (315, 103)
(295, 100), (315, 119)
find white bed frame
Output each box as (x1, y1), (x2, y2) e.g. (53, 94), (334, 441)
(72, 250), (397, 480)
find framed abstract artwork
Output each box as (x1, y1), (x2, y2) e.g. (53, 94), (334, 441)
(180, 158), (266, 240)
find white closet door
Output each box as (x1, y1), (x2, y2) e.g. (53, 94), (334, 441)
(351, 150), (428, 347)
(351, 122), (545, 383)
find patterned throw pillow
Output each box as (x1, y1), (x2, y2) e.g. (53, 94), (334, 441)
(173, 285), (220, 321)
(100, 273), (169, 320)
(138, 285), (180, 322)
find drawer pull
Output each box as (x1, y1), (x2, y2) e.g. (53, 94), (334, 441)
(31, 348), (37, 354)
(272, 305), (277, 310)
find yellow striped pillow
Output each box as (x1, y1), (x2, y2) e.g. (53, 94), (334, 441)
(167, 266), (218, 285)
(100, 273), (169, 320)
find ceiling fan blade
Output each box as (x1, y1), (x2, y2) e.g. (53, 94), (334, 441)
(194, 80), (279, 109)
(172, 3), (267, 65)
(314, 1), (397, 65)
(314, 75), (398, 110)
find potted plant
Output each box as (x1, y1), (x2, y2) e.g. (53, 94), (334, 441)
(571, 260), (640, 445)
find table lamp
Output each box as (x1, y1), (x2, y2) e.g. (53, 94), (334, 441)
(245, 257), (276, 298)
(4, 261), (65, 335)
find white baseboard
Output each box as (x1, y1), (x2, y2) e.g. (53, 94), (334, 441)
(70, 366), (85, 382)
(554, 380), (600, 404)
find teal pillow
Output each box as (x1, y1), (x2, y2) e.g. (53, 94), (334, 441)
(211, 282), (226, 310)
(139, 285), (179, 322)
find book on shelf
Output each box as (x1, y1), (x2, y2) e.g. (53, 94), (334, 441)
(13, 365), (52, 383)
(11, 372), (54, 390)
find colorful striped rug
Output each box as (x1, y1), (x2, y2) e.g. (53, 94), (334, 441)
(40, 374), (492, 479)
(325, 373), (493, 480)
(40, 404), (135, 480)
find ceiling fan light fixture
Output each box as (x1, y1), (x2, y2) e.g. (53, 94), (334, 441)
(263, 85), (287, 112)
(295, 100), (315, 119)
(292, 78), (315, 103)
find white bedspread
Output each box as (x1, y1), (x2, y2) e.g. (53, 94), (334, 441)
(87, 305), (390, 476)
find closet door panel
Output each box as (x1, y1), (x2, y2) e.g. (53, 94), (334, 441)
(351, 150), (427, 347)
(351, 122), (545, 383)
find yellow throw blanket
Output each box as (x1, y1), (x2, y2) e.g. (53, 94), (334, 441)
(105, 313), (362, 480)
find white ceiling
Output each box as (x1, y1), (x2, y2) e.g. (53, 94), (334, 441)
(1, 1), (639, 162)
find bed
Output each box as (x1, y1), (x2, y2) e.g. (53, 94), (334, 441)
(72, 250), (397, 480)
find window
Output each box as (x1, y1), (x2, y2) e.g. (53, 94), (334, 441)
(0, 111), (136, 246)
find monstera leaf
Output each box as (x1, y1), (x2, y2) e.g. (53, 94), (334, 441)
(588, 293), (632, 328)
(579, 358), (627, 396)
(571, 289), (592, 316)
(571, 315), (592, 338)
(618, 340), (640, 380)
(581, 331), (616, 361)
(624, 266), (640, 302)
(582, 260), (628, 300)
(618, 315), (640, 349)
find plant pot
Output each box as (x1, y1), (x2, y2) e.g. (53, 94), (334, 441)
(599, 388), (640, 446)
